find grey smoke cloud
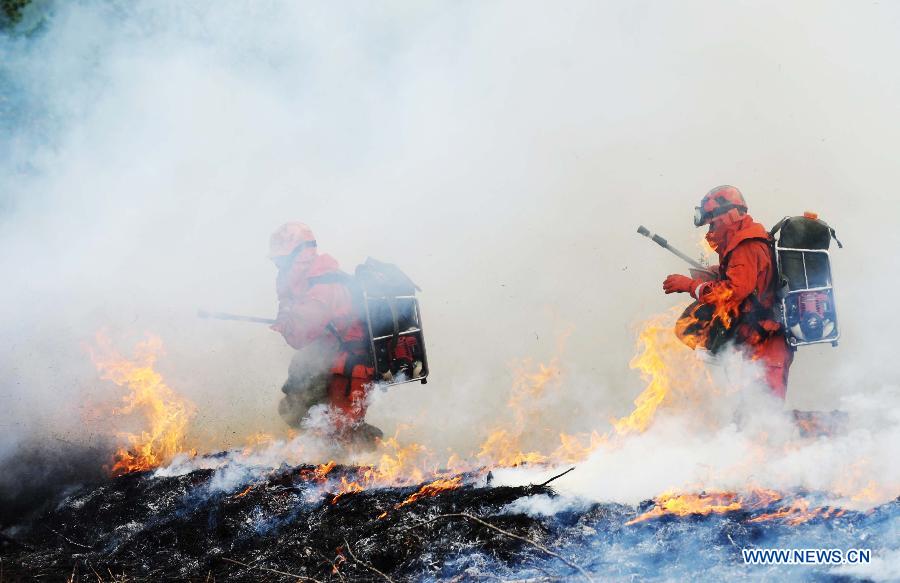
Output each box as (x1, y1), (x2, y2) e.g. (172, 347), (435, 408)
(1, 0), (898, 473)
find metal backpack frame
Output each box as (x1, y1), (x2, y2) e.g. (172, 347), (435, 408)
(361, 291), (429, 386)
(771, 217), (842, 348)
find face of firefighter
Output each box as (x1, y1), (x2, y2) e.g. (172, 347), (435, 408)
(272, 241), (317, 271)
(273, 245), (320, 279)
(704, 209), (746, 252)
(704, 216), (729, 252)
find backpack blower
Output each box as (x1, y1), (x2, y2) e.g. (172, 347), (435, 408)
(769, 212), (843, 348)
(199, 257), (430, 387)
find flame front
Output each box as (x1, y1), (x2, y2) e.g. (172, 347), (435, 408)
(626, 491), (743, 525)
(397, 476), (462, 508)
(613, 307), (714, 437)
(476, 352), (565, 467)
(625, 489), (854, 527)
(331, 476), (365, 504)
(747, 498), (846, 526)
(92, 334), (195, 476)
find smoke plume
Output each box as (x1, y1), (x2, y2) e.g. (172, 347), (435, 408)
(2, 0), (899, 519)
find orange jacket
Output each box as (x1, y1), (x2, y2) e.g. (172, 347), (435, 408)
(272, 253), (366, 351)
(692, 215), (780, 344)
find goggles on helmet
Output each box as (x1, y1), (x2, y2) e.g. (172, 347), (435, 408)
(693, 204), (747, 227)
(693, 207), (705, 227)
(272, 240), (317, 269)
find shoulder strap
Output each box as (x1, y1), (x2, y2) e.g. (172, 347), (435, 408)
(307, 272), (370, 353)
(769, 216), (790, 239)
(829, 227), (843, 248)
(770, 215), (843, 248)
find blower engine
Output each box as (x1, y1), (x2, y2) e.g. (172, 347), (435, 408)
(771, 212), (842, 348)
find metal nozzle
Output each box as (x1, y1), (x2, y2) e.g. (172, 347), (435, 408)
(635, 224), (707, 271)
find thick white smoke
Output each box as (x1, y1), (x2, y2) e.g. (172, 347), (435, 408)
(1, 0), (899, 513)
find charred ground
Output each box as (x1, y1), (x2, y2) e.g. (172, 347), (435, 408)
(0, 462), (604, 581)
(2, 457), (896, 582)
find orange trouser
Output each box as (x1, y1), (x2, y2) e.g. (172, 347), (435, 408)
(328, 354), (374, 428)
(746, 333), (794, 400)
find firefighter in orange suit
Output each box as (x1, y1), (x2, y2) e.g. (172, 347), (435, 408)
(268, 222), (381, 443)
(662, 186), (794, 399)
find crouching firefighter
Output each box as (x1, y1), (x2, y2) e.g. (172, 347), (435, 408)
(661, 186), (794, 399)
(268, 222), (383, 446)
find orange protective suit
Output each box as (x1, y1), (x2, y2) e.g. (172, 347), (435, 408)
(272, 252), (374, 426)
(684, 214), (794, 398)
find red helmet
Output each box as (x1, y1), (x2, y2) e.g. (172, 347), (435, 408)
(694, 185), (748, 227)
(268, 222), (317, 258)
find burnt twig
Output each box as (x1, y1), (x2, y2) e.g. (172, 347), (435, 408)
(406, 513), (594, 583)
(342, 537), (394, 583)
(221, 557), (322, 582)
(537, 467), (575, 488)
(46, 526), (93, 550)
(86, 561), (103, 582)
(313, 550), (345, 583)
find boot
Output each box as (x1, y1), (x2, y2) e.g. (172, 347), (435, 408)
(343, 422), (384, 452)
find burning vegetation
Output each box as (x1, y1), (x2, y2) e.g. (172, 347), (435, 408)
(2, 315), (897, 581)
(90, 334), (196, 475)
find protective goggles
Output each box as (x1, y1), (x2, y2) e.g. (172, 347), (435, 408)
(693, 207), (706, 227)
(272, 240), (317, 269)
(693, 204), (746, 227)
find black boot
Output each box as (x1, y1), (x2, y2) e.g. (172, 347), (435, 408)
(344, 422), (383, 452)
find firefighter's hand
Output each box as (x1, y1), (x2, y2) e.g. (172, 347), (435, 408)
(663, 274), (694, 294)
(271, 305), (293, 336)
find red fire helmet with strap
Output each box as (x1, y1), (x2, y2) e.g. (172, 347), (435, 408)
(694, 185), (748, 227)
(269, 222), (317, 258)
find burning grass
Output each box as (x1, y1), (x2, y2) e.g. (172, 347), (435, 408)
(31, 314), (890, 580)
(90, 334), (195, 475)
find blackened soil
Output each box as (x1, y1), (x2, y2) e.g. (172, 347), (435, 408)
(0, 463), (602, 581)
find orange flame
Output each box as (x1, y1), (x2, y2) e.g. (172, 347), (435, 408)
(748, 499), (846, 526)
(475, 352), (564, 467)
(477, 429), (548, 467)
(377, 476), (463, 519)
(232, 485), (254, 499)
(331, 476), (365, 504)
(613, 308), (714, 437)
(297, 460), (337, 482)
(704, 285), (741, 329)
(92, 334), (195, 476)
(370, 433), (428, 485)
(397, 476), (462, 508)
(626, 490), (743, 525)
(626, 489), (786, 525)
(552, 431), (606, 463)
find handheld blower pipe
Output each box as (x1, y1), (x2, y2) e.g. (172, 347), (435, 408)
(197, 309), (275, 325)
(636, 225), (707, 271)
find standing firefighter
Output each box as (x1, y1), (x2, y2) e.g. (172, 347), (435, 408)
(661, 186), (794, 398)
(268, 222), (382, 445)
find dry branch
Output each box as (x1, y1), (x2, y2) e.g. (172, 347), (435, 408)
(221, 557), (322, 582)
(46, 527), (92, 550)
(343, 537), (395, 583)
(408, 512), (594, 583)
(537, 467), (575, 488)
